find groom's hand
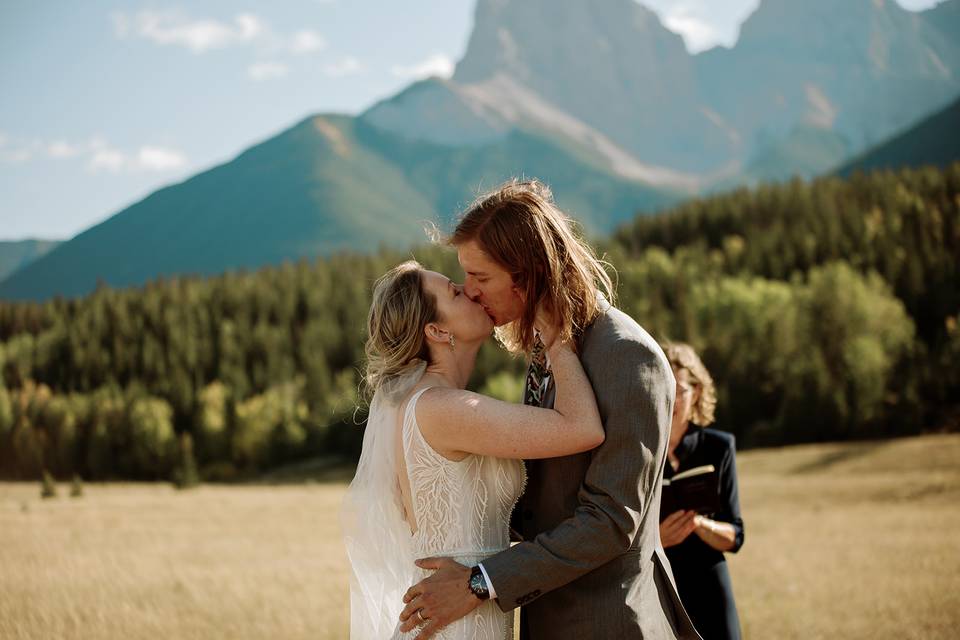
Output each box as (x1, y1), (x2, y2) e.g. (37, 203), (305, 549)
(398, 557), (481, 639)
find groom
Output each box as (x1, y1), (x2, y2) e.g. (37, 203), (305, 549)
(398, 180), (701, 639)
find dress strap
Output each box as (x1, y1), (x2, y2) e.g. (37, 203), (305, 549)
(403, 387), (433, 426)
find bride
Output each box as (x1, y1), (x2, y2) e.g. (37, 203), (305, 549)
(342, 260), (604, 639)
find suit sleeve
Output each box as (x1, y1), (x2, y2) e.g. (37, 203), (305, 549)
(480, 338), (675, 612)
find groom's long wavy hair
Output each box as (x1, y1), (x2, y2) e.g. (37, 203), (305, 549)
(450, 179), (615, 355)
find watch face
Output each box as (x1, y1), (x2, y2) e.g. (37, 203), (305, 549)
(469, 568), (490, 599)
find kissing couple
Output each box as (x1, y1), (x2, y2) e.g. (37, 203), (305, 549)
(342, 180), (702, 640)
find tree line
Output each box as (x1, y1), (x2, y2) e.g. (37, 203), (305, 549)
(1, 163), (957, 480)
(607, 164), (958, 443)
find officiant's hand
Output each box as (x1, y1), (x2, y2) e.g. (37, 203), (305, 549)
(660, 510), (698, 548)
(399, 557), (481, 638)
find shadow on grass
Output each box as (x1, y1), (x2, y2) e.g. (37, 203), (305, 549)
(240, 455), (358, 485)
(789, 441), (889, 475)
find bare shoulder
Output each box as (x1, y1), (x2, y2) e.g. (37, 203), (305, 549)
(414, 386), (479, 419)
(409, 386), (476, 461)
(411, 386), (490, 433)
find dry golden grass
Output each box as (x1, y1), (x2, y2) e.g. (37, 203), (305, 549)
(729, 433), (960, 639)
(1, 433), (958, 639)
(0, 482), (351, 640)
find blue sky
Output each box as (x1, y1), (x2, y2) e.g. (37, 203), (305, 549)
(0, 0), (943, 241)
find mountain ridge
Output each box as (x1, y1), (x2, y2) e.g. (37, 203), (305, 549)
(2, 0), (958, 301)
(0, 114), (682, 301)
(0, 239), (62, 283)
(836, 95), (960, 176)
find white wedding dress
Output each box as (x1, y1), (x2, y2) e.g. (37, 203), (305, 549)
(391, 387), (527, 640)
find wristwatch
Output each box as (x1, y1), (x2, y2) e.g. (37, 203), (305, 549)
(468, 565), (490, 600)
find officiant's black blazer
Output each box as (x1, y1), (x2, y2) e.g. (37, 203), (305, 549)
(481, 303), (702, 639)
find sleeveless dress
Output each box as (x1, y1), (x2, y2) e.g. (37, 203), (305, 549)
(392, 387), (527, 640)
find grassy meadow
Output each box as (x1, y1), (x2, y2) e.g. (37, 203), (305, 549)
(2, 433), (958, 639)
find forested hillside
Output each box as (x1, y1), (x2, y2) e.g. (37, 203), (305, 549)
(1, 164), (957, 480)
(609, 164), (959, 443)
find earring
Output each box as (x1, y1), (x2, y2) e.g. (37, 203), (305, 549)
(449, 334), (456, 350)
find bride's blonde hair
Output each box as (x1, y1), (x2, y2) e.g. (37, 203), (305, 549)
(364, 260), (439, 395)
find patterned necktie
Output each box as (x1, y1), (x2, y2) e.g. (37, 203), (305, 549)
(523, 334), (553, 407)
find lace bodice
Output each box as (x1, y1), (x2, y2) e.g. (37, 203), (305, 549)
(394, 387), (526, 640)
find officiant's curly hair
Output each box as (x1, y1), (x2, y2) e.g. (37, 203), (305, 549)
(448, 179), (615, 355)
(663, 342), (717, 427)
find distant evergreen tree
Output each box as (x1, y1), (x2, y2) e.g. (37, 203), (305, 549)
(41, 469), (56, 499)
(172, 433), (200, 490)
(70, 473), (83, 498)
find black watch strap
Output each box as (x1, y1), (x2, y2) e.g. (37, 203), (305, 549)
(468, 565), (490, 600)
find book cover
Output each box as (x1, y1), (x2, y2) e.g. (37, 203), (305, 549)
(659, 464), (721, 518)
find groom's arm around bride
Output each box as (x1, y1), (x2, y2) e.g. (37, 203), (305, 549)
(399, 179), (701, 640)
(483, 305), (700, 639)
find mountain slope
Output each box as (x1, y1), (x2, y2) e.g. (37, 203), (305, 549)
(356, 118), (683, 232)
(696, 0), (960, 179)
(0, 116), (437, 300)
(835, 95), (960, 176)
(362, 75), (705, 191)
(0, 239), (61, 282)
(451, 0), (733, 172)
(369, 0), (960, 182)
(5, 0), (960, 301)
(0, 115), (681, 301)
(923, 0), (960, 43)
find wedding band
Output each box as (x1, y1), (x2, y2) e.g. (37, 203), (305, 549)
(417, 609), (427, 623)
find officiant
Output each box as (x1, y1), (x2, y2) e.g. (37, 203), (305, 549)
(659, 342), (744, 640)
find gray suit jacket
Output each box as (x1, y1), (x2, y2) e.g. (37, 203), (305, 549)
(481, 304), (702, 639)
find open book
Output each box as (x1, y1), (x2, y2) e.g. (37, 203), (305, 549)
(659, 464), (721, 518)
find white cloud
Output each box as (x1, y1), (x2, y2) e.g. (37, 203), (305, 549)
(111, 10), (325, 62)
(0, 148), (33, 164)
(88, 143), (190, 174)
(110, 12), (131, 37)
(290, 29), (325, 54)
(391, 53), (455, 80)
(896, 0), (943, 9)
(89, 148), (127, 173)
(660, 11), (723, 54)
(234, 13), (264, 40)
(636, 0), (760, 52)
(248, 61), (289, 81)
(0, 137), (40, 164)
(137, 146), (188, 171)
(131, 11), (263, 53)
(48, 141), (82, 158)
(0, 135), (176, 169)
(323, 56), (363, 78)
(17, 136), (192, 174)
(90, 144), (188, 173)
(84, 137), (125, 172)
(110, 10), (263, 53)
(88, 136), (109, 151)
